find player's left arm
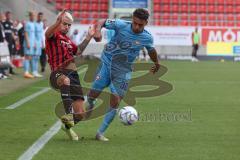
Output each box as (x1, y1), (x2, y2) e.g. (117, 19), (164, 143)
(76, 25), (96, 55)
(148, 48), (160, 74)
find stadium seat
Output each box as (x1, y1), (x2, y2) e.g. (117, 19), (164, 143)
(171, 20), (179, 26)
(73, 11), (80, 18)
(207, 5), (215, 13)
(172, 13), (179, 21)
(189, 0), (197, 4)
(198, 0), (206, 5)
(100, 4), (108, 11)
(208, 0), (215, 5)
(162, 5), (170, 12)
(172, 5), (179, 13)
(55, 2), (63, 10)
(180, 13), (188, 20)
(179, 0), (188, 4)
(72, 3), (80, 11)
(80, 19), (90, 24)
(162, 13), (170, 19)
(208, 14), (216, 21)
(199, 5), (206, 13)
(172, 0), (179, 4)
(91, 3), (98, 11)
(180, 20), (188, 26)
(226, 5), (234, 14)
(80, 12), (89, 18)
(236, 14), (240, 21)
(216, 5), (224, 14)
(154, 20), (161, 26)
(236, 6), (240, 13)
(92, 12), (99, 19)
(227, 14), (234, 21)
(154, 4), (161, 12)
(180, 5), (188, 13)
(162, 0), (170, 4)
(154, 13), (161, 20)
(154, 0), (161, 4)
(217, 0), (225, 5)
(189, 21), (198, 26)
(161, 20), (170, 26)
(99, 12), (108, 19)
(81, 3), (90, 11)
(217, 14), (224, 21)
(189, 5), (197, 13)
(200, 13), (207, 21)
(190, 13), (197, 21)
(225, 0), (234, 5)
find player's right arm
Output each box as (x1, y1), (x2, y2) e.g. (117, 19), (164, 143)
(24, 23), (30, 49)
(93, 19), (106, 42)
(45, 10), (65, 39)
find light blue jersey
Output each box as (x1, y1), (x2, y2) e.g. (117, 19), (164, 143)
(35, 21), (44, 56)
(24, 21), (36, 55)
(101, 19), (154, 71)
(92, 19), (155, 97)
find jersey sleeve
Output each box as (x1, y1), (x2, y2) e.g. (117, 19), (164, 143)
(104, 19), (127, 31)
(145, 35), (154, 52)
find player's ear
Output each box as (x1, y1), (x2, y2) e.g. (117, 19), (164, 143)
(145, 20), (148, 26)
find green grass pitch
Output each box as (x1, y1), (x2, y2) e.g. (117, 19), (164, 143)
(0, 61), (239, 160)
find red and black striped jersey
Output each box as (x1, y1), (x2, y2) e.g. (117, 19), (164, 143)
(45, 32), (77, 71)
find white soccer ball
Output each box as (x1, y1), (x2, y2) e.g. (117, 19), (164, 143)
(118, 106), (138, 125)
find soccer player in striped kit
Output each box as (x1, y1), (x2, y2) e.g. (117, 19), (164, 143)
(45, 10), (95, 141)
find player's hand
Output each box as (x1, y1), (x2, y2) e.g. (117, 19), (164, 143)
(86, 25), (96, 40)
(93, 30), (102, 42)
(150, 63), (160, 74)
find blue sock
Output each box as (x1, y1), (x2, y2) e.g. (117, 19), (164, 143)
(24, 59), (30, 73)
(98, 107), (117, 135)
(32, 56), (39, 73)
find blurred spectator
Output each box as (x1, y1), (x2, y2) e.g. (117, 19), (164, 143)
(40, 19), (48, 72)
(16, 20), (25, 57)
(191, 27), (200, 62)
(70, 29), (80, 45)
(1, 11), (16, 74)
(33, 12), (44, 77)
(23, 11), (36, 78)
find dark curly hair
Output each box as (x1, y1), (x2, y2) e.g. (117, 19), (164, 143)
(133, 8), (149, 21)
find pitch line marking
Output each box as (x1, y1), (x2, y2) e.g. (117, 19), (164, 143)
(17, 121), (61, 160)
(5, 88), (51, 110)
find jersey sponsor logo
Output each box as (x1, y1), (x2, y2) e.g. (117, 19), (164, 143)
(105, 42), (117, 52)
(119, 41), (132, 50)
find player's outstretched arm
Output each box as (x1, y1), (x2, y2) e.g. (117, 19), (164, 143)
(148, 48), (160, 74)
(45, 10), (66, 39)
(76, 25), (96, 55)
(93, 19), (106, 42)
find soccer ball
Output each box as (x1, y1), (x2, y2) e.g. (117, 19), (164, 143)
(118, 106), (138, 125)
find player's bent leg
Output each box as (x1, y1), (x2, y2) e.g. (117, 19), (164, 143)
(96, 94), (122, 142)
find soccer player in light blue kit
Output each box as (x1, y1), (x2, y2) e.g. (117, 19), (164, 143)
(87, 8), (160, 141)
(23, 11), (36, 78)
(34, 12), (44, 77)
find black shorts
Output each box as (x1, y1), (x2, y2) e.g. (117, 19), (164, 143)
(193, 44), (199, 50)
(49, 69), (84, 101)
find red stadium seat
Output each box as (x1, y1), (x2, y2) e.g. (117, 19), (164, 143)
(161, 20), (170, 26)
(162, 5), (170, 12)
(154, 20), (161, 26)
(199, 5), (206, 13)
(72, 3), (81, 11)
(100, 4), (108, 11)
(81, 3), (90, 11)
(207, 5), (215, 13)
(154, 4), (161, 12)
(162, 13), (170, 19)
(154, 13), (161, 20)
(224, 21), (235, 26)
(236, 1), (240, 5)
(172, 5), (179, 13)
(80, 19), (90, 24)
(180, 20), (188, 26)
(227, 14), (234, 21)
(179, 0), (188, 4)
(216, 5), (224, 13)
(190, 13), (197, 21)
(154, 0), (161, 4)
(172, 0), (179, 4)
(198, 0), (206, 5)
(55, 2), (63, 10)
(56, 0), (64, 3)
(208, 14), (216, 21)
(172, 13), (179, 20)
(200, 13), (207, 21)
(208, 0), (215, 5)
(180, 5), (188, 13)
(171, 20), (179, 26)
(189, 21), (198, 26)
(162, 0), (170, 4)
(237, 14), (240, 21)
(226, 5), (234, 14)
(91, 3), (98, 11)
(92, 0), (99, 3)
(92, 12), (99, 18)
(180, 13), (188, 20)
(189, 0), (196, 4)
(217, 14), (224, 21)
(73, 11), (80, 18)
(236, 6), (240, 13)
(80, 12), (89, 18)
(217, 0), (225, 5)
(99, 12), (108, 19)
(225, 0), (234, 5)
(200, 21), (207, 26)
(189, 5), (197, 13)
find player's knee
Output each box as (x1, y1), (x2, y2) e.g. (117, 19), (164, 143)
(57, 75), (70, 86)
